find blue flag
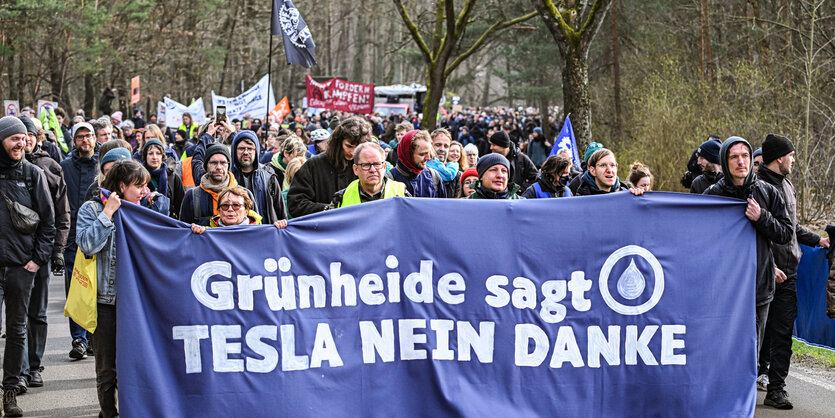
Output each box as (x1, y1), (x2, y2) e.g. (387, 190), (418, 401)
(115, 194), (756, 417)
(272, 0), (317, 68)
(549, 115), (582, 168)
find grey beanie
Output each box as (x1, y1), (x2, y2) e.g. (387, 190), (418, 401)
(0, 116), (27, 141)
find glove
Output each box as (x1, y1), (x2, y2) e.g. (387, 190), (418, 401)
(51, 254), (65, 274)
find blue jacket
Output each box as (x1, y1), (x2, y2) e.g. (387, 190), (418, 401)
(385, 164), (447, 198)
(60, 149), (98, 253)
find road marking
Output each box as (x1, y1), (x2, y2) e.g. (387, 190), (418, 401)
(790, 371), (835, 392)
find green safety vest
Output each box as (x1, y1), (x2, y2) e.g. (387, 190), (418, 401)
(338, 179), (406, 208)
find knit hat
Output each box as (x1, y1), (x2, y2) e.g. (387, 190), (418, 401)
(176, 129), (188, 140)
(488, 131), (511, 148)
(761, 134), (794, 164)
(310, 128), (330, 142)
(476, 153), (510, 179)
(0, 116), (27, 141)
(533, 127), (543, 135)
(142, 138), (165, 158)
(111, 111), (122, 124)
(203, 143), (231, 170)
(697, 139), (721, 165)
(752, 147), (762, 159)
(100, 148), (132, 169)
(460, 167), (478, 187)
(72, 122), (95, 139)
(584, 142), (604, 162)
(18, 116), (38, 135)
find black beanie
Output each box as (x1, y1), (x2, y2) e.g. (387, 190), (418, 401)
(761, 134), (794, 164)
(476, 153), (510, 179)
(697, 139), (721, 165)
(203, 144), (231, 171)
(489, 131), (511, 148)
(18, 116), (38, 135)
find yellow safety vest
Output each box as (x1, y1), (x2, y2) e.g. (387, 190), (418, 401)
(338, 179), (406, 208)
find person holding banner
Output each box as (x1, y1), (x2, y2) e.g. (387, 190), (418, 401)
(384, 130), (447, 198)
(628, 162), (654, 192)
(522, 155), (573, 199)
(332, 142), (409, 208)
(574, 149), (630, 196)
(704, 136), (793, 373)
(76, 159), (167, 418)
(189, 187), (288, 232)
(180, 143), (254, 226)
(0, 116), (55, 416)
(287, 117), (373, 217)
(466, 154), (522, 200)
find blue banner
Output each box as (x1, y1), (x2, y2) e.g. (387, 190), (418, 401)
(549, 115), (582, 169)
(114, 192), (757, 417)
(794, 245), (835, 350)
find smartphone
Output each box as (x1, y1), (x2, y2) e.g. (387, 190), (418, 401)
(216, 106), (227, 124)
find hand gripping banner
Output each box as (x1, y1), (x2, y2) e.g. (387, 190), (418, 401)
(114, 192), (757, 417)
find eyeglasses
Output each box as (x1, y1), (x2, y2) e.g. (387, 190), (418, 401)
(219, 203), (243, 211)
(238, 147), (256, 154)
(356, 162), (385, 171)
(207, 161), (229, 167)
(75, 134), (94, 140)
(596, 162), (618, 169)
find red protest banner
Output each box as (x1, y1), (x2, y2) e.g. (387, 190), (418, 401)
(305, 75), (374, 114)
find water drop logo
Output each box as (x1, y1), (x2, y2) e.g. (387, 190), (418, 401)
(599, 245), (664, 315)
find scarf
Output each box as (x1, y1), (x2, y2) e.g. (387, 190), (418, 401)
(200, 172), (238, 216)
(581, 170), (621, 193)
(396, 130), (423, 175)
(144, 162), (169, 198)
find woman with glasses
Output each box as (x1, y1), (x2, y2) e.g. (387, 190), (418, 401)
(190, 187), (287, 233)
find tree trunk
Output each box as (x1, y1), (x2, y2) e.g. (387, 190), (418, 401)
(562, 48), (592, 146)
(422, 65), (446, 130)
(540, 96), (552, 140)
(84, 73), (95, 117)
(612, 0), (621, 138)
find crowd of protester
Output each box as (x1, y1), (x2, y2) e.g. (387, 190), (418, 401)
(0, 101), (831, 416)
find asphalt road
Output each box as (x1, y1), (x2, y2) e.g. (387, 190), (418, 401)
(3, 272), (834, 417)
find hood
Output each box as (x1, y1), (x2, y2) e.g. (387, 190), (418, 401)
(230, 130), (261, 173)
(24, 144), (51, 163)
(718, 136), (755, 197)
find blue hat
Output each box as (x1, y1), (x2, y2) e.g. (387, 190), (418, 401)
(533, 127), (543, 135)
(584, 142), (604, 162)
(752, 147), (762, 159)
(476, 153), (510, 179)
(100, 148), (132, 169)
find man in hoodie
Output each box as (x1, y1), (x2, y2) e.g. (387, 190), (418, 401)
(704, 136), (793, 373)
(755, 134), (829, 409)
(384, 130), (447, 198)
(0, 116), (55, 415)
(59, 121), (98, 360)
(690, 138), (723, 194)
(180, 143), (254, 225)
(488, 131), (538, 194)
(229, 130), (285, 224)
(20, 116), (70, 388)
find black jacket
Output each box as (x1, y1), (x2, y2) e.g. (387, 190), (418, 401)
(522, 177), (569, 198)
(26, 145), (70, 258)
(704, 137), (792, 306)
(0, 154), (56, 267)
(757, 166), (821, 277)
(59, 149), (98, 253)
(505, 145), (538, 194)
(690, 171), (723, 194)
(287, 154), (356, 218)
(573, 171), (629, 196)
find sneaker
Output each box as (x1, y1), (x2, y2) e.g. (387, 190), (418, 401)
(69, 338), (88, 360)
(87, 344), (94, 356)
(14, 377), (27, 395)
(764, 389), (793, 410)
(29, 369), (43, 388)
(756, 374), (769, 391)
(3, 389), (23, 417)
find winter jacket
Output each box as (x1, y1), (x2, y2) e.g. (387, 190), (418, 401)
(826, 225), (835, 319)
(690, 171), (723, 194)
(26, 145), (70, 258)
(385, 164), (447, 198)
(0, 157), (55, 267)
(145, 166), (185, 219)
(704, 137), (793, 306)
(505, 145), (539, 194)
(287, 153), (357, 217)
(179, 175), (254, 226)
(230, 131), (285, 223)
(59, 149), (98, 254)
(757, 166), (821, 277)
(467, 183), (523, 199)
(526, 138), (549, 168)
(76, 193), (168, 305)
(522, 177), (571, 198)
(573, 170), (629, 196)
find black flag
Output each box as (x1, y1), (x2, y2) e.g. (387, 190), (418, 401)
(271, 0), (317, 68)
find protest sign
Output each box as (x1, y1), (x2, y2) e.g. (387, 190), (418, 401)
(268, 96), (291, 124)
(131, 76), (141, 104)
(37, 100), (59, 116)
(306, 75), (374, 114)
(163, 97), (207, 129)
(115, 193), (756, 417)
(157, 101), (166, 122)
(211, 74), (276, 121)
(4, 100), (19, 116)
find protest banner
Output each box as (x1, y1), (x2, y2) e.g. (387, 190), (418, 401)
(163, 97), (207, 129)
(131, 76), (141, 104)
(4, 100), (19, 116)
(37, 100), (59, 116)
(211, 74), (276, 121)
(549, 115), (582, 169)
(306, 75), (374, 114)
(157, 101), (166, 122)
(268, 96), (291, 124)
(114, 193), (756, 417)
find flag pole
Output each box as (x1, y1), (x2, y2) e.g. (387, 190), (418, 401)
(265, 0), (276, 131)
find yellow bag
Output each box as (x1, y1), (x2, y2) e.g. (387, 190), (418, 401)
(64, 247), (97, 333)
